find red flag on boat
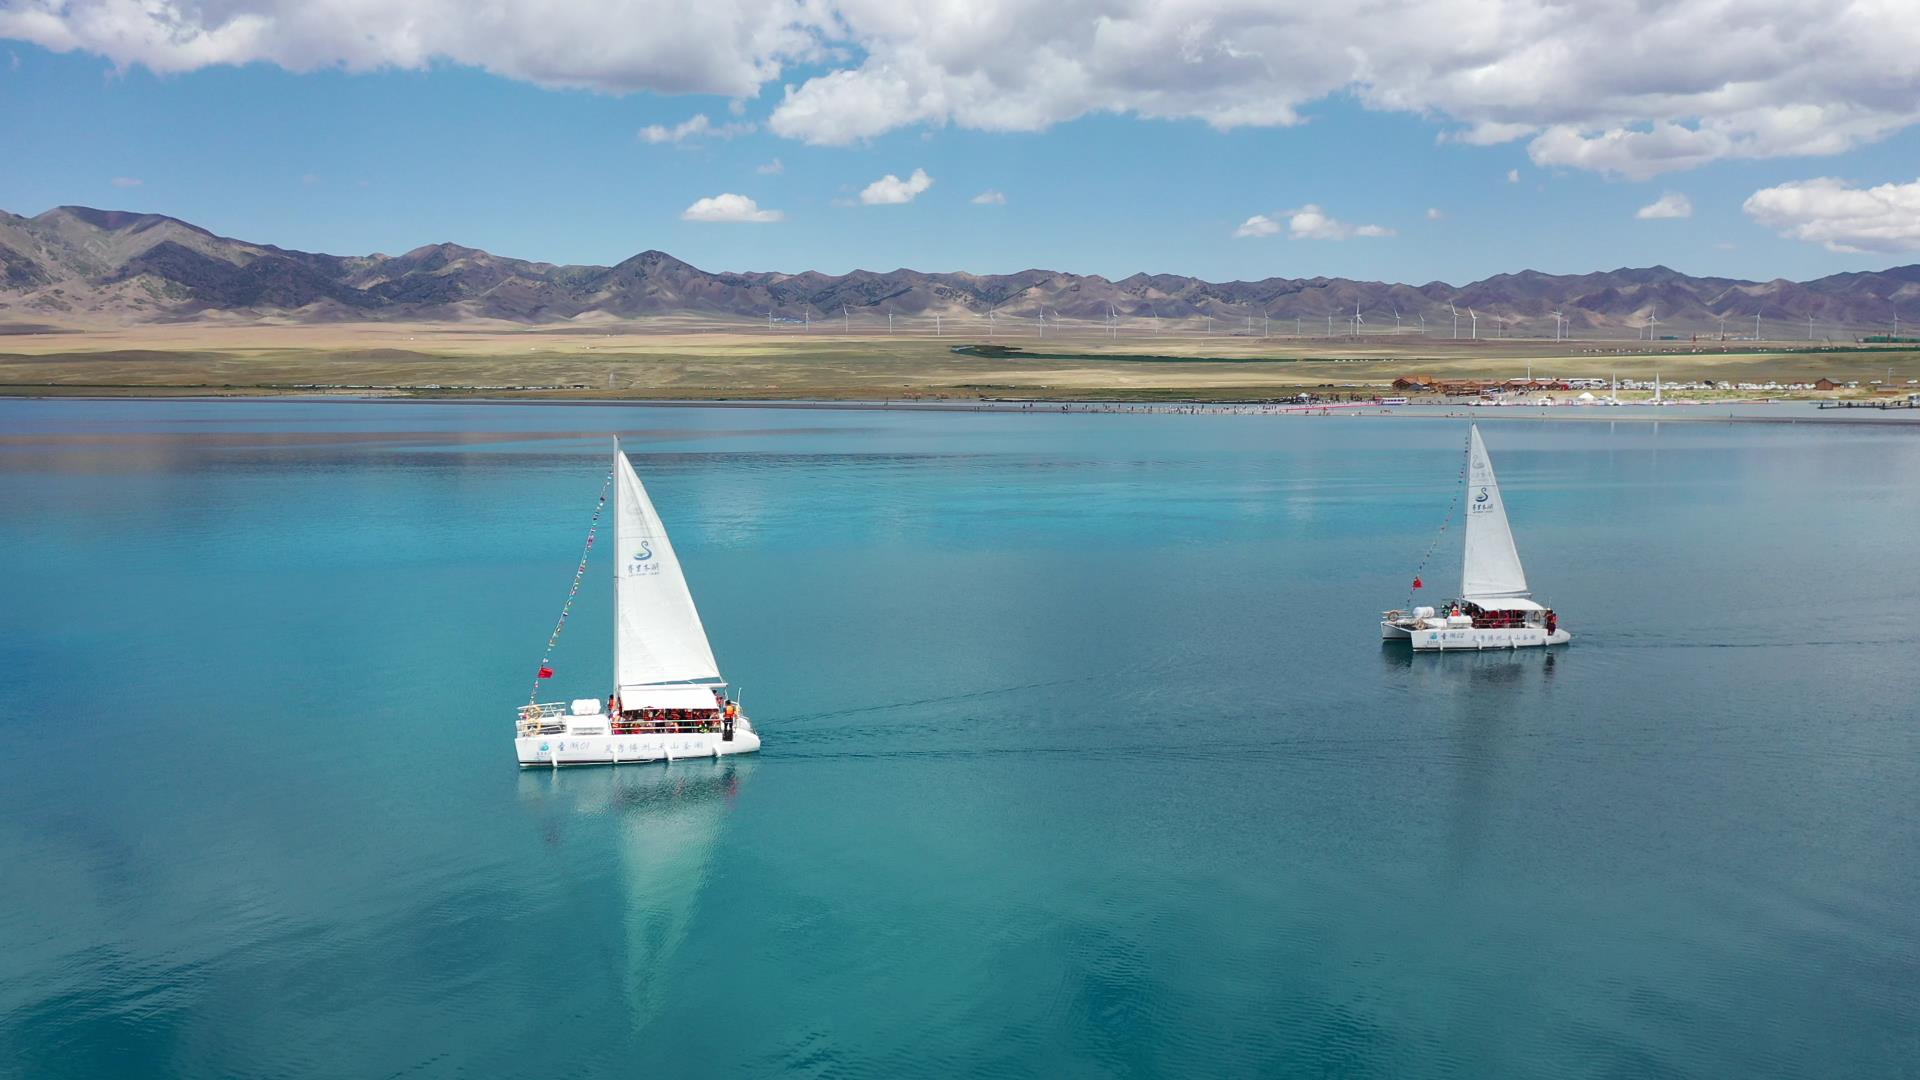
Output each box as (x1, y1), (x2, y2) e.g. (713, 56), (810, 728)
(537, 666), (554, 679)
(1412, 576), (1423, 589)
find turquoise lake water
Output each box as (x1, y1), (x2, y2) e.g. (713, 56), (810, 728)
(1, 398), (1916, 1078)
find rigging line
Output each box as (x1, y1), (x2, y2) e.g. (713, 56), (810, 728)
(529, 467), (616, 706)
(1407, 427), (1472, 610)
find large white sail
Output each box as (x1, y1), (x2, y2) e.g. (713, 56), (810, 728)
(1459, 426), (1530, 598)
(613, 446), (722, 689)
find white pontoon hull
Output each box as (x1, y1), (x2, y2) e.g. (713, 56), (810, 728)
(1400, 625), (1571, 650)
(517, 723), (761, 767)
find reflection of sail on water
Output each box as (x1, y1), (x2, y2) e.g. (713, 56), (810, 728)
(617, 770), (732, 1020)
(519, 764), (746, 1021)
(1460, 426), (1530, 599)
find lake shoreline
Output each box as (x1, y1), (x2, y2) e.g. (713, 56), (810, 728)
(7, 390), (1920, 425)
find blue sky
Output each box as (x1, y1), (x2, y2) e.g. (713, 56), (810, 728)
(4, 8), (1919, 285)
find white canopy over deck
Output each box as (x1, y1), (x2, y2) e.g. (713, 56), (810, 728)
(1461, 596), (1545, 611)
(616, 684), (726, 712)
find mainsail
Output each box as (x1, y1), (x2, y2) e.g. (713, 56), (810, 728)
(613, 445), (722, 690)
(1459, 426), (1530, 598)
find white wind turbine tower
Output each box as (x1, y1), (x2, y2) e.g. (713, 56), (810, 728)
(842, 302), (849, 334)
(1468, 307), (1478, 340)
(1037, 306), (1044, 339)
(1753, 309), (1761, 340)
(768, 305), (775, 331)
(1418, 311), (1427, 334)
(1392, 304), (1401, 333)
(1806, 312), (1813, 340)
(1326, 313), (1334, 337)
(1295, 314), (1302, 337)
(1551, 309), (1564, 342)
(1646, 309), (1658, 340)
(1717, 313), (1727, 341)
(1353, 302), (1364, 336)
(888, 307), (894, 334)
(1448, 302), (1460, 339)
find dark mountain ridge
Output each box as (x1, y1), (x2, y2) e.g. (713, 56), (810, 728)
(4, 205), (1917, 336)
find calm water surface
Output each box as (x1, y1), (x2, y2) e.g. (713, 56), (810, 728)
(1, 399), (1916, 1078)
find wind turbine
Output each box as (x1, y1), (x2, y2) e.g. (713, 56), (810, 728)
(1468, 307), (1478, 340)
(1295, 314), (1302, 337)
(1551, 310), (1564, 342)
(1807, 312), (1814, 341)
(1392, 304), (1401, 333)
(1717, 313), (1727, 341)
(888, 307), (894, 335)
(1326, 313), (1333, 337)
(842, 302), (849, 334)
(1037, 306), (1044, 339)
(768, 305), (775, 331)
(1448, 302), (1460, 339)
(1752, 309), (1761, 340)
(1353, 302), (1364, 336)
(1418, 312), (1427, 334)
(1647, 309), (1658, 340)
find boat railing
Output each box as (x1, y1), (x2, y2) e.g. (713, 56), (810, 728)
(518, 701), (568, 734)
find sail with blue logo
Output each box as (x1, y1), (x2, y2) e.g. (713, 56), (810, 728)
(613, 444), (722, 692)
(1459, 425), (1530, 599)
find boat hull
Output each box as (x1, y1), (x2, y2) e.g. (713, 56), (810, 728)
(1408, 626), (1570, 650)
(516, 726), (761, 767)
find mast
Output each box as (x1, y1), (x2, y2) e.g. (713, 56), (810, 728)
(1459, 426), (1530, 599)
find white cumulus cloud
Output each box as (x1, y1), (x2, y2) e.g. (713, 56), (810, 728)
(1743, 177), (1920, 254)
(8, 0), (1920, 177)
(859, 167), (933, 205)
(756, 157), (784, 174)
(1635, 192), (1693, 219)
(1238, 206), (1391, 240)
(971, 189), (1006, 205)
(1506, 169), (1520, 184)
(681, 193), (783, 223)
(1233, 214), (1282, 239)
(640, 113), (752, 144)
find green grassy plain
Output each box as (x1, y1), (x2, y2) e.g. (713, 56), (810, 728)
(2, 319), (1916, 401)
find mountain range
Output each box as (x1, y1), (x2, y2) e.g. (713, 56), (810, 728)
(5, 205), (1919, 336)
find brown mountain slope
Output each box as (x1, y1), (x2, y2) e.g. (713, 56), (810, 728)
(3, 204), (1918, 336)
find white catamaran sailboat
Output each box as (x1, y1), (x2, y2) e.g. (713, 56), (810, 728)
(515, 443), (760, 766)
(1381, 425), (1570, 651)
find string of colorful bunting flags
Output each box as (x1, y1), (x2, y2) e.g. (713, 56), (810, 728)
(528, 466), (616, 706)
(1407, 427), (1474, 610)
